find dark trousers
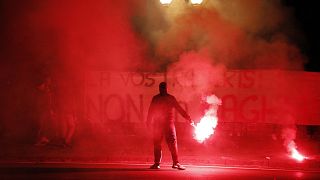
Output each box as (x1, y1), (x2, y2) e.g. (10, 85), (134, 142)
(153, 123), (178, 164)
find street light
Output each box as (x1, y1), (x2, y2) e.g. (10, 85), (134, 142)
(160, 0), (173, 5)
(190, 0), (203, 5)
(160, 0), (204, 6)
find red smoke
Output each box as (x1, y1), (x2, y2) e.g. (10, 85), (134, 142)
(29, 0), (148, 72)
(0, 0), (317, 164)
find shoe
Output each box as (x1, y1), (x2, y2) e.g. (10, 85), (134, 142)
(172, 163), (186, 170)
(34, 137), (49, 146)
(62, 142), (72, 148)
(150, 164), (160, 169)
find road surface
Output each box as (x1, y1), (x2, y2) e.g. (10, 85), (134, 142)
(1, 162), (320, 179)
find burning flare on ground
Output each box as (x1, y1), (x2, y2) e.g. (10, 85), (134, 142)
(192, 95), (221, 143)
(281, 127), (306, 162)
(288, 140), (305, 162)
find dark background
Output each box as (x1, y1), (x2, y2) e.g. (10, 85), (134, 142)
(283, 0), (320, 72)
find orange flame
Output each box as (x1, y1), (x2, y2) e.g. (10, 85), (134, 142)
(193, 95), (221, 143)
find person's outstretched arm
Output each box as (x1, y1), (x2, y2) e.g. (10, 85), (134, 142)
(172, 96), (192, 123)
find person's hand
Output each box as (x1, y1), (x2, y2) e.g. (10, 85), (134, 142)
(187, 116), (195, 127)
(190, 121), (195, 127)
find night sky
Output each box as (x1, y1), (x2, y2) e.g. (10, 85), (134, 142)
(283, 0), (320, 72)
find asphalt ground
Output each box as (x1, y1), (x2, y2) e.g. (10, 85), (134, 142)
(1, 162), (320, 179)
(1, 126), (319, 173)
(1, 137), (319, 172)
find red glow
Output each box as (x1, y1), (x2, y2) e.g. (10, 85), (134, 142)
(193, 95), (221, 143)
(291, 148), (305, 162)
(288, 141), (305, 162)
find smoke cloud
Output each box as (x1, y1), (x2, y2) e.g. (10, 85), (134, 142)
(133, 0), (306, 70)
(131, 0), (309, 158)
(0, 0), (149, 142)
(0, 0), (313, 161)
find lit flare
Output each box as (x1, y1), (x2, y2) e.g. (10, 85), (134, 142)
(192, 95), (221, 143)
(288, 140), (305, 162)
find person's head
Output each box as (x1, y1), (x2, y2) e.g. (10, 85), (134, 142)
(159, 82), (167, 95)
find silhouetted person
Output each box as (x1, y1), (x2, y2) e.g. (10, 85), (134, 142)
(147, 82), (193, 170)
(35, 76), (56, 146)
(56, 79), (76, 147)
